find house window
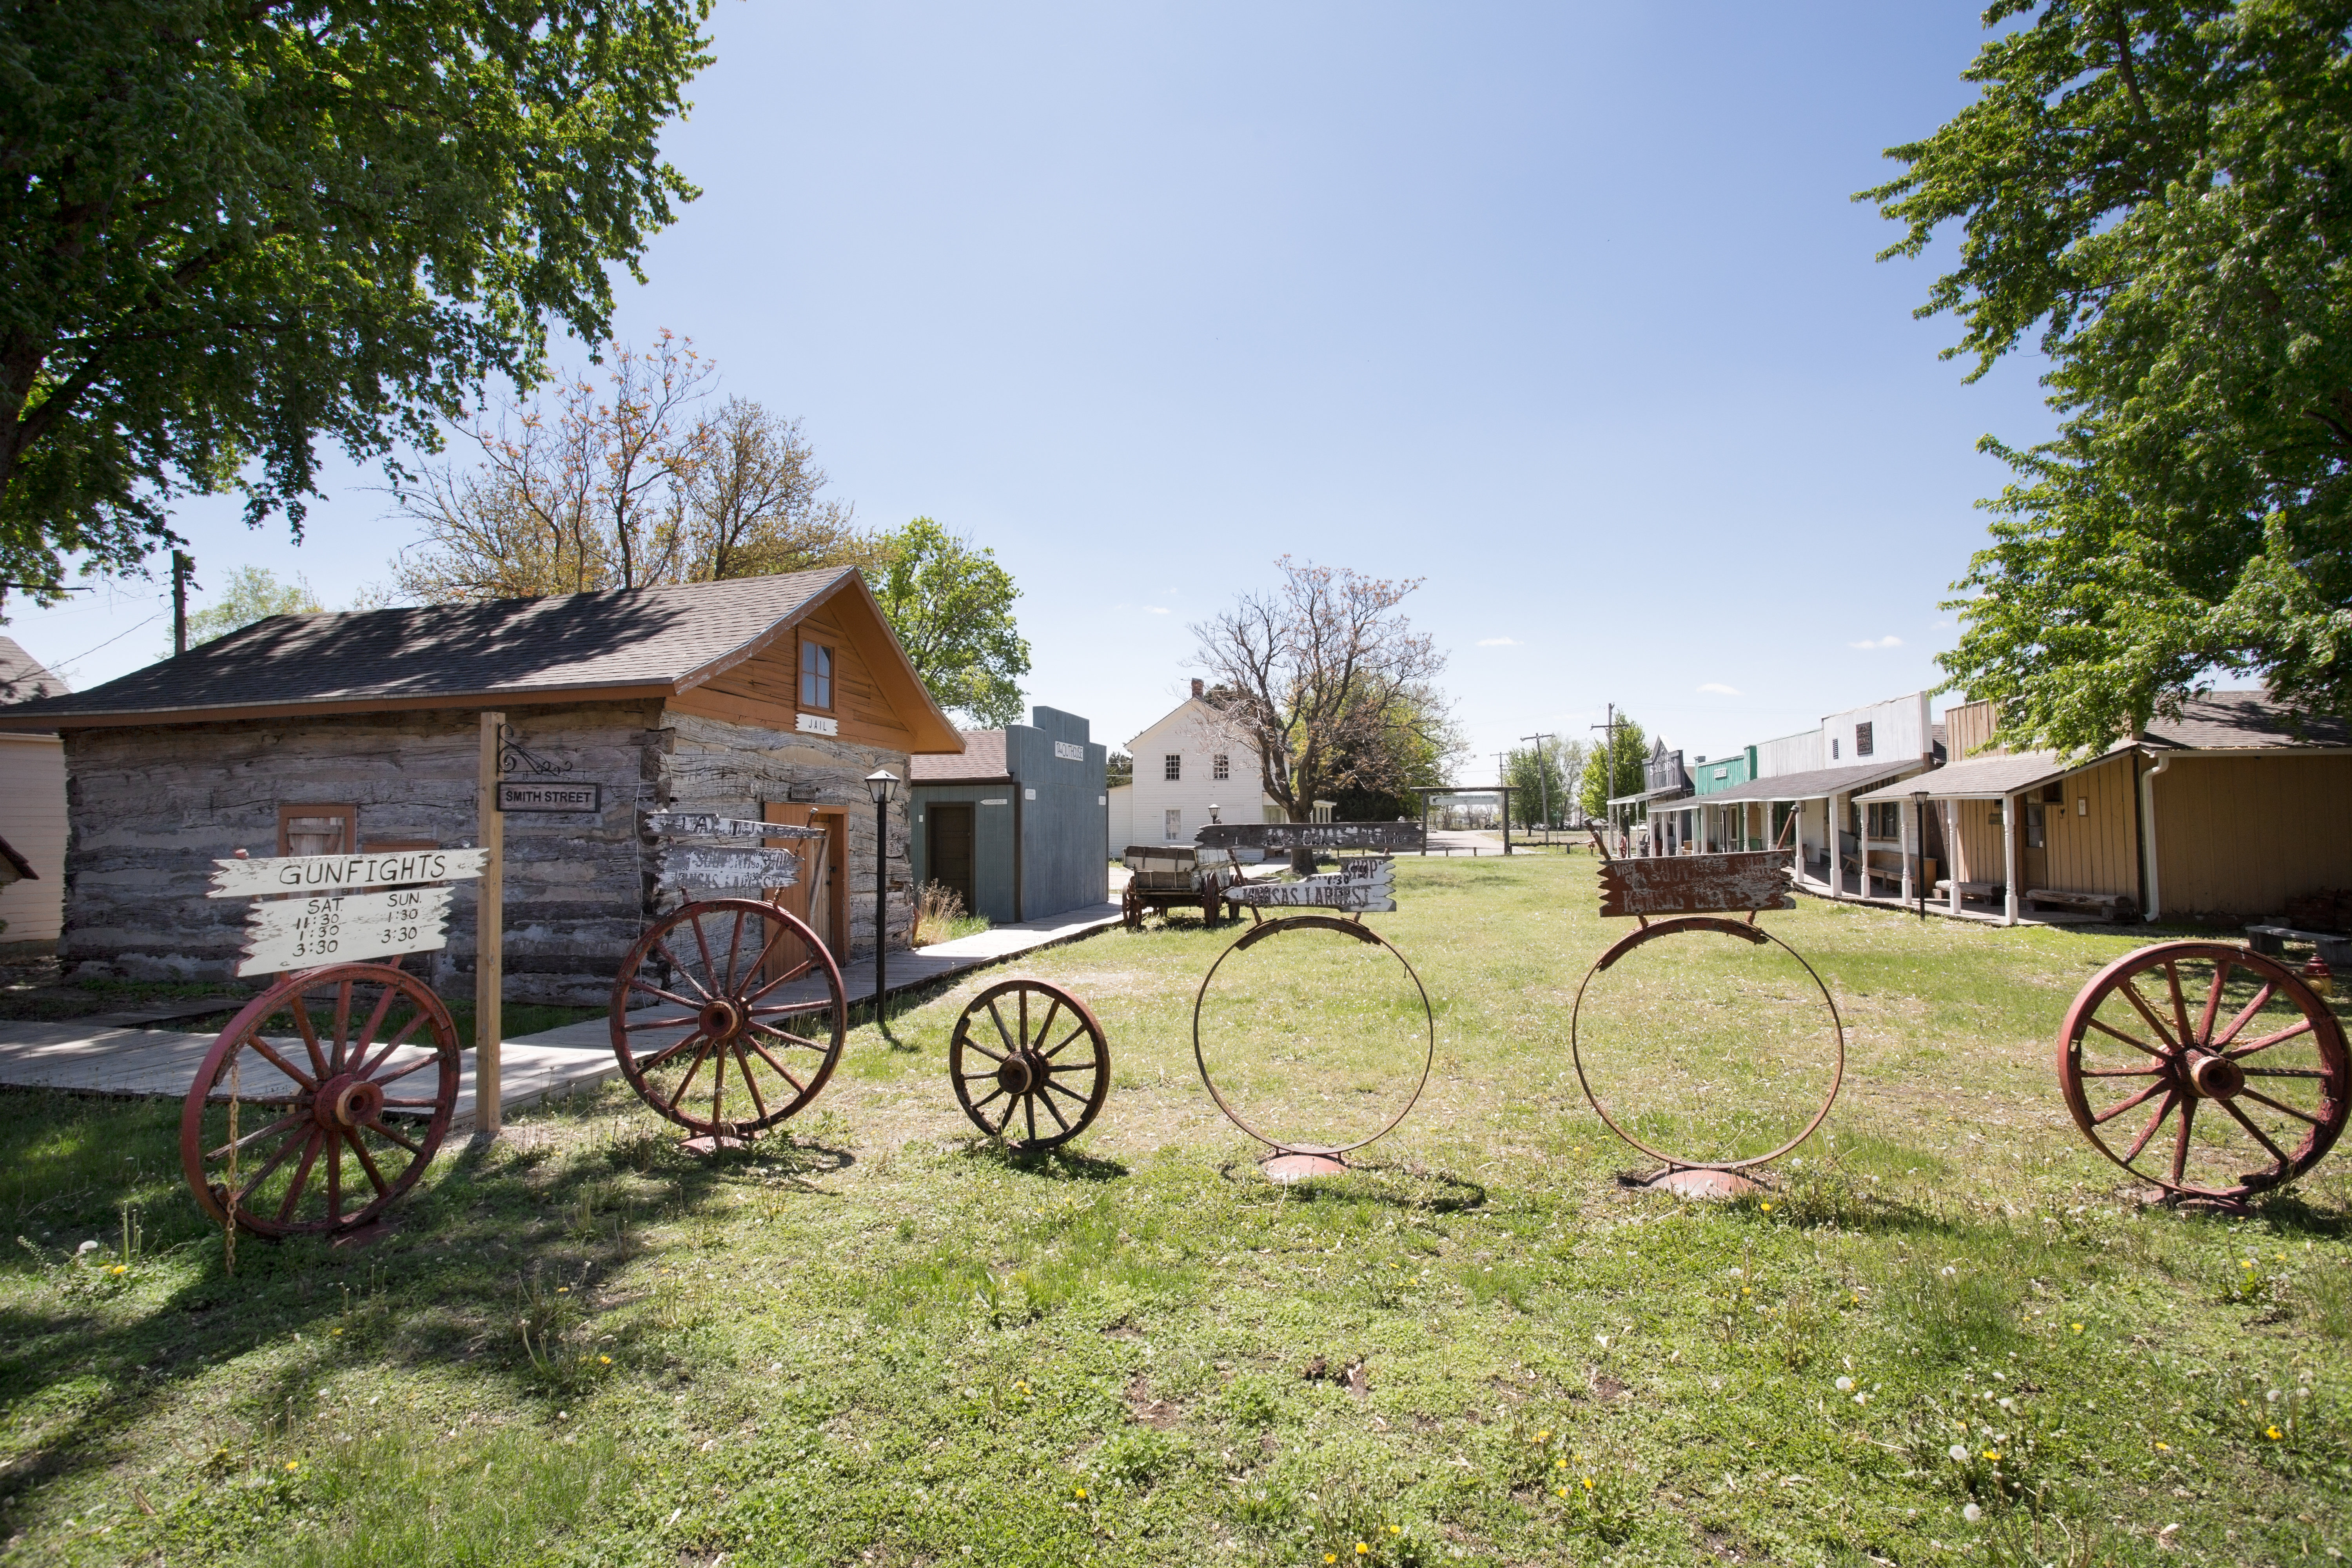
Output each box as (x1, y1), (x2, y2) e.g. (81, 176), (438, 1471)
(1854, 722), (1874, 757)
(1866, 802), (1903, 838)
(1164, 808), (1183, 840)
(278, 805), (356, 857)
(799, 639), (835, 710)
(1830, 737), (1840, 760)
(1212, 753), (1230, 781)
(1164, 753), (1182, 782)
(2025, 802), (2047, 849)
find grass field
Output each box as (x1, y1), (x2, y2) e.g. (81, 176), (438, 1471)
(2, 854), (2347, 1566)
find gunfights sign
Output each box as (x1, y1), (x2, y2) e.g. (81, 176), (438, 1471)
(209, 849), (488, 978)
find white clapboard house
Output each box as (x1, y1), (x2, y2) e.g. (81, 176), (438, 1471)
(1106, 680), (1285, 857)
(0, 637), (69, 955)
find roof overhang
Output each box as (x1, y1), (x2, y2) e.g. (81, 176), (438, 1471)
(0, 682), (675, 731)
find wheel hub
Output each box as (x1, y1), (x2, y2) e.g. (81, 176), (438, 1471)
(314, 1074), (386, 1130)
(996, 1051), (1044, 1097)
(699, 998), (744, 1041)
(2187, 1051), (2245, 1100)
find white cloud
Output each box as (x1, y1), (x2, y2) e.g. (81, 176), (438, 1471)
(1848, 635), (1904, 650)
(1696, 682), (1742, 696)
(1476, 636), (1520, 646)
(1142, 606), (1170, 615)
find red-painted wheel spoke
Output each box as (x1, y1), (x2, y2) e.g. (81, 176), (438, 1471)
(365, 1118), (425, 1154)
(742, 959), (817, 1005)
(239, 1036), (318, 1092)
(354, 1006), (433, 1078)
(330, 981), (356, 1074)
(343, 1129), (390, 1196)
(991, 1095), (1020, 1136)
(2216, 1098), (2292, 1165)
(748, 1022), (829, 1053)
(370, 1053), (441, 1088)
(2162, 962), (2196, 1055)
(2227, 1018), (2315, 1060)
(230, 1120), (313, 1200)
(381, 1096), (447, 1109)
(688, 917), (722, 999)
(732, 1044), (772, 1122)
(711, 1040), (728, 1129)
(2194, 960), (2230, 1048)
(664, 1042), (713, 1111)
(2211, 983), (2279, 1050)
(2092, 1077), (2172, 1126)
(2115, 980), (2183, 1052)
(637, 1032), (705, 1071)
(2120, 1092), (2178, 1163)
(722, 908), (748, 995)
(2079, 1065), (2161, 1078)
(2086, 1016), (2168, 1059)
(1040, 1075), (1092, 1105)
(272, 1132), (326, 1222)
(624, 1012), (699, 1033)
(206, 1110), (307, 1163)
(289, 995), (333, 1081)
(2242, 1065), (2330, 1079)
(629, 978), (704, 1011)
(653, 940), (712, 1000)
(2169, 1098), (2197, 1186)
(352, 982), (398, 1060)
(2237, 1087), (2326, 1128)
(1031, 997), (1061, 1054)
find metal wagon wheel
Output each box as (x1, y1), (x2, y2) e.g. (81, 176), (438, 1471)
(1568, 917), (1847, 1174)
(951, 979), (1111, 1151)
(608, 898), (849, 1141)
(1191, 915), (1437, 1176)
(2057, 941), (2348, 1201)
(181, 962), (462, 1238)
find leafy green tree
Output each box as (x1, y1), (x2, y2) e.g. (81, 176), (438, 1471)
(1862, 1), (2352, 753)
(871, 518), (1032, 728)
(1326, 682), (1466, 822)
(1577, 716), (1648, 824)
(1, 0), (712, 606)
(178, 565), (322, 652)
(1506, 736), (1586, 829)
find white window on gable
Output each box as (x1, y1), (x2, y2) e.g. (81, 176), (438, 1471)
(1164, 808), (1183, 840)
(1855, 722), (1875, 757)
(1164, 753), (1182, 782)
(1212, 753), (1230, 781)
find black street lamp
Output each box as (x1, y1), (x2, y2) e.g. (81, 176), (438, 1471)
(866, 768), (901, 1015)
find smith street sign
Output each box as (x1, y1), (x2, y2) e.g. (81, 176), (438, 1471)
(208, 847), (488, 900)
(1196, 821), (1426, 854)
(237, 886), (455, 977)
(669, 847), (803, 890)
(497, 780), (603, 813)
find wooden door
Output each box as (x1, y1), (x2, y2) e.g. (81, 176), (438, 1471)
(928, 804), (976, 915)
(2022, 802), (2049, 891)
(763, 802), (847, 964)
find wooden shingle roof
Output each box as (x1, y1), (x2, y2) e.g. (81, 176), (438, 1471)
(0, 571), (962, 751)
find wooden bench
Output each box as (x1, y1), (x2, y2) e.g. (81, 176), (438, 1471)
(1934, 879), (2001, 900)
(2024, 888), (2138, 920)
(2246, 924), (2352, 967)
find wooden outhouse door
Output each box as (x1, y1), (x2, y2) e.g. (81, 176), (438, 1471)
(928, 804), (976, 915)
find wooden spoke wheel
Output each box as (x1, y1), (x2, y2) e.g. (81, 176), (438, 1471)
(608, 898), (848, 1140)
(951, 979), (1111, 1151)
(2058, 942), (2349, 1200)
(181, 963), (461, 1238)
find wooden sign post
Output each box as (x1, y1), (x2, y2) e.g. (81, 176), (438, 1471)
(477, 711), (505, 1136)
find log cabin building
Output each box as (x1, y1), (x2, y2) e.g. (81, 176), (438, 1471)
(0, 570), (964, 1002)
(1853, 691), (2352, 926)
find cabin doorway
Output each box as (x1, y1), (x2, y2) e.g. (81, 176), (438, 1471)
(927, 804), (976, 916)
(763, 802), (848, 974)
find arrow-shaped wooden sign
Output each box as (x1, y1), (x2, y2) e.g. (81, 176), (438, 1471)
(237, 886), (456, 977)
(644, 811), (825, 841)
(209, 848), (489, 900)
(669, 847), (803, 890)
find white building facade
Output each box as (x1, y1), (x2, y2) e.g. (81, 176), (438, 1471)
(1107, 682), (1284, 857)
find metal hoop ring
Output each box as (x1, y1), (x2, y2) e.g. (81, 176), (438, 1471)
(1568, 916), (1846, 1172)
(1191, 914), (1437, 1158)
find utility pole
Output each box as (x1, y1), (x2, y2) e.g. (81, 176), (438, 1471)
(171, 552), (196, 655)
(1590, 704), (1628, 847)
(1521, 732), (1554, 838)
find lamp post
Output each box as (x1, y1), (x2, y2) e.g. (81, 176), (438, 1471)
(865, 768), (900, 1016)
(1911, 790), (1931, 922)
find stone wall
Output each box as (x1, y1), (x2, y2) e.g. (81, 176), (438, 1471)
(57, 699), (914, 1005)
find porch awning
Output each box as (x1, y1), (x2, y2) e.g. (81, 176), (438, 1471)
(1852, 749), (2092, 803)
(1604, 785), (1691, 807)
(1672, 757), (1923, 806)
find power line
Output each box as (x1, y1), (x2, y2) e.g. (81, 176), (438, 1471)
(53, 613), (163, 670)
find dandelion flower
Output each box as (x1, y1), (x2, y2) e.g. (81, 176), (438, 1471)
(2071, 1323), (2084, 1333)
(1983, 1450), (2000, 1461)
(2265, 1426), (2283, 1440)
(1835, 1376), (1854, 1392)
(1532, 1429), (1550, 1443)
(2242, 1260), (2254, 1270)
(1582, 1476), (1594, 1491)
(285, 1461), (300, 1472)
(599, 1355), (612, 1365)
(1388, 1525), (1401, 1535)
(1760, 1203), (1773, 1213)
(1356, 1545), (1369, 1556)
(1325, 1556), (1337, 1564)
(2154, 1442), (2171, 1452)
(1554, 1488), (1566, 1499)
(1948, 1445), (1969, 1463)
(1962, 1502), (1982, 1524)
(1076, 1488), (1088, 1499)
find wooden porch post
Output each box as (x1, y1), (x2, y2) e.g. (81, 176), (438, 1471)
(1826, 793), (1842, 900)
(475, 711), (505, 1135)
(1945, 800), (1962, 916)
(1899, 799), (1914, 906)
(2002, 793), (2020, 927)
(1858, 800), (1873, 902)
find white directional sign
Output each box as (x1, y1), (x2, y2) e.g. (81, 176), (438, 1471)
(236, 886), (456, 977)
(1227, 860), (1398, 913)
(671, 847), (803, 890)
(643, 812), (825, 841)
(208, 847), (489, 900)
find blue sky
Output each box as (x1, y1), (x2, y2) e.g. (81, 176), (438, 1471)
(6, 2), (2056, 774)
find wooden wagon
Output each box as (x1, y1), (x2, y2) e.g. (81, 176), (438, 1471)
(1120, 844), (1239, 927)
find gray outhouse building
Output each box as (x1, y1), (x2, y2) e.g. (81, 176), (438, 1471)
(909, 707), (1109, 925)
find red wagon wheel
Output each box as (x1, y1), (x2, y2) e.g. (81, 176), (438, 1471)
(950, 978), (1111, 1151)
(2057, 941), (2349, 1201)
(608, 898), (848, 1140)
(181, 963), (462, 1238)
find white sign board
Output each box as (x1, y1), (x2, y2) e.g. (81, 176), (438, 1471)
(1054, 740), (1085, 761)
(497, 779), (603, 813)
(795, 713), (839, 736)
(644, 812), (824, 841)
(237, 886), (456, 977)
(671, 847), (803, 890)
(1228, 861), (1397, 913)
(208, 847), (489, 900)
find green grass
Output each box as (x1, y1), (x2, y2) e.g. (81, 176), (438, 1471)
(2, 855), (2348, 1565)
